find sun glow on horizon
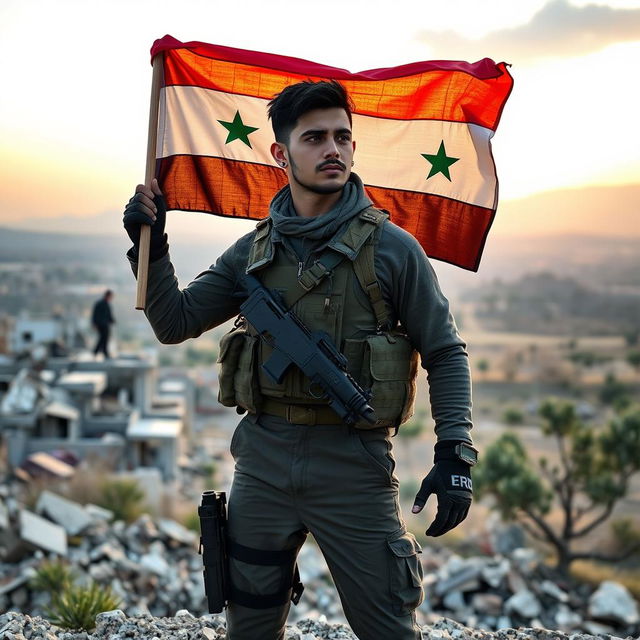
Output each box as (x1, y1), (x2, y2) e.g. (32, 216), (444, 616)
(1, 0), (639, 234)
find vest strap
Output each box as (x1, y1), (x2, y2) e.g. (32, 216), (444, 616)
(352, 208), (391, 330)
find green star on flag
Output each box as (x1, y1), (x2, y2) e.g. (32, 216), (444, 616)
(422, 141), (459, 181)
(217, 110), (259, 148)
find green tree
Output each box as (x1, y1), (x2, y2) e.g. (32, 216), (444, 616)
(474, 400), (640, 575)
(627, 350), (640, 371)
(599, 373), (630, 410)
(502, 407), (524, 426)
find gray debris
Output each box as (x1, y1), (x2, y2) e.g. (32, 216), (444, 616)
(504, 588), (542, 619)
(588, 580), (640, 625)
(19, 510), (67, 556)
(36, 491), (93, 536)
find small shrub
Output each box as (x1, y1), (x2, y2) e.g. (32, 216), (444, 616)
(46, 581), (121, 632)
(502, 407), (524, 426)
(182, 510), (201, 533)
(30, 560), (76, 593)
(98, 478), (146, 523)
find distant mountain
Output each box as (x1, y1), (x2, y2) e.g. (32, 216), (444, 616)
(2, 181), (638, 298)
(4, 183), (638, 241)
(492, 183), (639, 237)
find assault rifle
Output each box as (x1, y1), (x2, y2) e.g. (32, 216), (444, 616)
(241, 275), (376, 426)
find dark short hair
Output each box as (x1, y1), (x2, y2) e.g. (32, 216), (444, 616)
(105, 289), (113, 298)
(267, 80), (354, 143)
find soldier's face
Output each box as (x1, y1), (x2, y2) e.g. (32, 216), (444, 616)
(284, 108), (355, 195)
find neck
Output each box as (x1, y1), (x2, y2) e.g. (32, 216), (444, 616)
(289, 183), (344, 218)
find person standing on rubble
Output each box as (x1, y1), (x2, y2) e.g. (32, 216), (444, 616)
(91, 289), (115, 359)
(123, 80), (477, 640)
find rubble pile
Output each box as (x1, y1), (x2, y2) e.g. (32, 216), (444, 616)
(417, 546), (639, 638)
(0, 610), (637, 640)
(1, 488), (639, 639)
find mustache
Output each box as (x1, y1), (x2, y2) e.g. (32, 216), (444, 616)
(317, 159), (347, 171)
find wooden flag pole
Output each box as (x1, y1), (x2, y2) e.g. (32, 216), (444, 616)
(136, 53), (164, 310)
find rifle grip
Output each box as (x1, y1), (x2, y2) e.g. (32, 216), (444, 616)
(262, 349), (292, 383)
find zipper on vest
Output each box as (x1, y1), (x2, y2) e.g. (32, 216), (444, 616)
(297, 261), (303, 278)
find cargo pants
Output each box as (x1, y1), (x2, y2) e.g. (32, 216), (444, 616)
(225, 412), (424, 640)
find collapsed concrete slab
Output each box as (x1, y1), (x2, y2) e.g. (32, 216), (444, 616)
(19, 510), (67, 556)
(35, 490), (92, 536)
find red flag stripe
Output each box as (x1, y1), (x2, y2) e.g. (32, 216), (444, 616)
(157, 155), (493, 271)
(160, 46), (512, 129)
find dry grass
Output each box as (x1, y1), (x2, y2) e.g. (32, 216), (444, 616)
(571, 560), (640, 598)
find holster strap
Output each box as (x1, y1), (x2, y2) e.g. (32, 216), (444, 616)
(227, 540), (304, 609)
(261, 398), (343, 425)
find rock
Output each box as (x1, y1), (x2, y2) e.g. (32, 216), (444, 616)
(555, 604), (582, 631)
(510, 547), (539, 574)
(84, 503), (114, 523)
(504, 589), (542, 619)
(481, 558), (510, 588)
(539, 579), (569, 603)
(19, 510), (67, 556)
(158, 519), (197, 546)
(471, 593), (504, 616)
(35, 491), (92, 536)
(139, 551), (171, 577)
(588, 580), (640, 625)
(0, 500), (8, 530)
(443, 590), (467, 611)
(495, 615), (512, 629)
(435, 563), (482, 596)
(581, 619), (617, 635)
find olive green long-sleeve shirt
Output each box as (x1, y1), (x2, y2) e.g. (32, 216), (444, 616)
(129, 219), (473, 443)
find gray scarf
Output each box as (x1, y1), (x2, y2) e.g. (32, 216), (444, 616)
(269, 173), (373, 245)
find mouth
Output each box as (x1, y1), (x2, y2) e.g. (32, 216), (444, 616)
(319, 162), (346, 173)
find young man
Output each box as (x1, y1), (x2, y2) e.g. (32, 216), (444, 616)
(124, 81), (476, 640)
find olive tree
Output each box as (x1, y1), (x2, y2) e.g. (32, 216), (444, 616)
(474, 399), (640, 574)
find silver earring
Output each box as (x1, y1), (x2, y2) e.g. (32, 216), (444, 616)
(281, 161), (287, 168)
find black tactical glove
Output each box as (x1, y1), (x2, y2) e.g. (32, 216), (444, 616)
(123, 178), (169, 262)
(411, 440), (474, 537)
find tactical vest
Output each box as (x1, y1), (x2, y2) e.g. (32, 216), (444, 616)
(217, 207), (419, 429)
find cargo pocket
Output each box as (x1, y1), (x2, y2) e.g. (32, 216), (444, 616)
(217, 323), (247, 407)
(354, 333), (419, 428)
(387, 529), (424, 616)
(234, 333), (261, 413)
(217, 321), (261, 413)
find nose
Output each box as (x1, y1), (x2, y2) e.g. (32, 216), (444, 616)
(323, 139), (340, 158)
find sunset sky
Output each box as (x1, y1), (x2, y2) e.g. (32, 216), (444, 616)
(0, 0), (638, 243)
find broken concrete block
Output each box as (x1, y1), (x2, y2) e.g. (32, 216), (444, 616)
(19, 510), (67, 556)
(504, 588), (542, 619)
(539, 579), (569, 603)
(588, 580), (640, 625)
(35, 490), (92, 536)
(158, 518), (197, 546)
(85, 503), (114, 522)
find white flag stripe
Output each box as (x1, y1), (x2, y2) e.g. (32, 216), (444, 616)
(158, 86), (497, 209)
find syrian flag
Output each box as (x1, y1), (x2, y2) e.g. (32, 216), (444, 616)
(151, 35), (513, 271)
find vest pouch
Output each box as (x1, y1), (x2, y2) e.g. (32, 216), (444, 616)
(217, 322), (262, 413)
(345, 333), (419, 429)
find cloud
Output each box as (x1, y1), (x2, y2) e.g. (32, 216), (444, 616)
(417, 0), (640, 62)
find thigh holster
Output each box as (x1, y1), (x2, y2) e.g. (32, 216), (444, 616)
(227, 539), (304, 609)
